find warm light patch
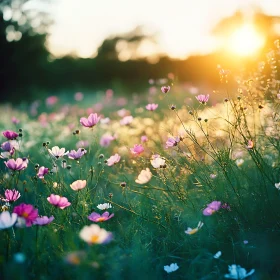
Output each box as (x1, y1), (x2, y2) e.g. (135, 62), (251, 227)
(228, 24), (265, 56)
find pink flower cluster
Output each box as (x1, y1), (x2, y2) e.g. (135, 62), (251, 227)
(203, 201), (221, 216)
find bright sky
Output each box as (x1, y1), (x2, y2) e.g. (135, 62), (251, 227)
(39, 0), (280, 58)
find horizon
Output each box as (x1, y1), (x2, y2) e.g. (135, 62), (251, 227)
(37, 0), (280, 59)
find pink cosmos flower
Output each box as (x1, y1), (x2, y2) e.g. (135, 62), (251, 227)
(47, 194), (71, 209)
(141, 135), (148, 143)
(11, 117), (20, 124)
(80, 113), (101, 128)
(117, 108), (129, 118)
(2, 130), (19, 140)
(161, 86), (170, 94)
(116, 97), (127, 106)
(107, 154), (121, 166)
(74, 92), (84, 101)
(5, 189), (21, 202)
(246, 140), (254, 149)
(1, 141), (15, 155)
(146, 103), (158, 111)
(120, 115), (133, 126)
(88, 211), (114, 222)
(76, 140), (89, 149)
(130, 144), (144, 156)
(100, 117), (110, 124)
(37, 166), (49, 179)
(68, 148), (87, 160)
(203, 201), (221, 216)
(46, 95), (58, 106)
(33, 215), (54, 226)
(70, 180), (87, 191)
(196, 94), (209, 104)
(4, 158), (28, 171)
(13, 203), (38, 227)
(165, 136), (180, 148)
(210, 174), (217, 179)
(100, 134), (115, 147)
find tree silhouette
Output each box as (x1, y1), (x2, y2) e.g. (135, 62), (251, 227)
(0, 0), (51, 102)
(213, 7), (280, 51)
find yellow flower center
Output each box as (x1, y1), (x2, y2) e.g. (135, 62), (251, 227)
(97, 217), (106, 222)
(188, 228), (198, 235)
(90, 235), (99, 243)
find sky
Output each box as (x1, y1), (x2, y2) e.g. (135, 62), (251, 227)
(29, 0), (280, 59)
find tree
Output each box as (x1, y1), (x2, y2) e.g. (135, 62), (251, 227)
(0, 0), (51, 102)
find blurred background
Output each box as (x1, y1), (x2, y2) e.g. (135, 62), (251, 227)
(0, 0), (280, 102)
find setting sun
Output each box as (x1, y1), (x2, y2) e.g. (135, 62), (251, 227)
(228, 24), (265, 56)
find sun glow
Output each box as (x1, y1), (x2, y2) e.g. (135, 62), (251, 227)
(228, 24), (265, 56)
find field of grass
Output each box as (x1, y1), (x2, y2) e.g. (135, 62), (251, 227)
(1, 47), (280, 279)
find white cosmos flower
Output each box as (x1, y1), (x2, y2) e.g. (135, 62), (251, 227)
(275, 182), (280, 190)
(164, 263), (179, 273)
(185, 221), (204, 235)
(79, 224), (113, 244)
(150, 155), (165, 168)
(135, 168), (152, 184)
(97, 203), (112, 210)
(213, 251), (222, 259)
(224, 264), (255, 279)
(48, 146), (69, 158)
(235, 158), (244, 167)
(0, 211), (18, 229)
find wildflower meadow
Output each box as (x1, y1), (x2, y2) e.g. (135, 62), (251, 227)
(1, 43), (280, 280)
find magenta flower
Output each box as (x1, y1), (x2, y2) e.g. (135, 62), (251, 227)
(4, 158), (28, 171)
(68, 148), (87, 160)
(141, 135), (148, 143)
(13, 203), (38, 227)
(80, 113), (101, 128)
(88, 211), (114, 222)
(196, 94), (209, 104)
(5, 189), (21, 202)
(165, 136), (180, 148)
(203, 201), (221, 216)
(130, 144), (144, 156)
(47, 194), (71, 209)
(37, 166), (49, 179)
(107, 154), (121, 166)
(146, 103), (158, 111)
(161, 86), (170, 94)
(2, 130), (19, 140)
(33, 215), (54, 226)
